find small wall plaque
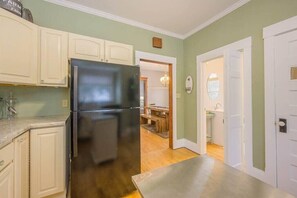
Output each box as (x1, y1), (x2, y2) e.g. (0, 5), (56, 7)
(153, 37), (162, 48)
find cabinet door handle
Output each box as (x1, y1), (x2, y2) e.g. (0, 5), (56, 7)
(0, 160), (4, 166)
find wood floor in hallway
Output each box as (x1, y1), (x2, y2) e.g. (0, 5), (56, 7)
(124, 127), (198, 198)
(207, 143), (224, 162)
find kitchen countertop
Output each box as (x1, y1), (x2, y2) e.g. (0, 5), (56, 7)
(0, 115), (69, 149)
(132, 156), (294, 198)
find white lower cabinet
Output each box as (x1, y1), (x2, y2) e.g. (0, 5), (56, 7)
(0, 163), (14, 198)
(14, 132), (29, 198)
(30, 126), (65, 198)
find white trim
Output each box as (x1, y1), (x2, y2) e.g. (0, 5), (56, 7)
(174, 138), (200, 153)
(263, 15), (297, 187)
(184, 0), (251, 38)
(263, 15), (297, 39)
(135, 51), (178, 149)
(44, 0), (250, 40)
(184, 139), (199, 153)
(44, 0), (183, 39)
(196, 37), (254, 176)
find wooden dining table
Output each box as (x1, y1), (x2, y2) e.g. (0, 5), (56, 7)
(142, 106), (169, 133)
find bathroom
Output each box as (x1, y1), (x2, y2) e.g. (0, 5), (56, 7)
(204, 57), (224, 161)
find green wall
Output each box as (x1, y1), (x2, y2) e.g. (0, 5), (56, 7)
(0, 0), (185, 139)
(183, 0), (297, 170)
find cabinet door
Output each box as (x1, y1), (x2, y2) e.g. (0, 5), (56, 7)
(69, 33), (104, 62)
(0, 163), (14, 198)
(0, 8), (38, 85)
(14, 132), (29, 198)
(40, 27), (68, 87)
(30, 126), (65, 198)
(105, 40), (133, 65)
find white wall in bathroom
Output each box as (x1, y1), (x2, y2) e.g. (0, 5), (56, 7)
(140, 69), (169, 107)
(204, 57), (224, 111)
(212, 111), (224, 146)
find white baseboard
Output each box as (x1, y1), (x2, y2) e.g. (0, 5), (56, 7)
(247, 166), (268, 185)
(174, 138), (185, 149)
(174, 138), (199, 153)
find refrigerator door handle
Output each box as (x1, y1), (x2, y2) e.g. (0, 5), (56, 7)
(73, 66), (78, 112)
(72, 112), (78, 158)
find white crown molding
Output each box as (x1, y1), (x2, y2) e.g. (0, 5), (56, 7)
(44, 0), (184, 39)
(183, 0), (251, 39)
(44, 0), (250, 40)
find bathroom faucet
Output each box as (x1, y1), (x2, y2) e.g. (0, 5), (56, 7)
(214, 103), (222, 110)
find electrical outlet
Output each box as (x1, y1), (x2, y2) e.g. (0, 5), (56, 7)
(62, 100), (68, 107)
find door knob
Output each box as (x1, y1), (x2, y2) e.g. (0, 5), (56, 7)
(279, 121), (286, 127)
(279, 118), (287, 133)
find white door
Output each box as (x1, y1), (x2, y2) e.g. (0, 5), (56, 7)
(275, 29), (297, 196)
(224, 51), (243, 168)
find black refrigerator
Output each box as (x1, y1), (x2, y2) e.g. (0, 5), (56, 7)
(70, 59), (140, 198)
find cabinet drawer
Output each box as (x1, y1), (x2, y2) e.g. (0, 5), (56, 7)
(0, 143), (13, 172)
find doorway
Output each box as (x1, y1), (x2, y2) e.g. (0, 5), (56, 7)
(196, 37), (253, 174)
(135, 51), (177, 149)
(203, 57), (225, 162)
(139, 61), (170, 142)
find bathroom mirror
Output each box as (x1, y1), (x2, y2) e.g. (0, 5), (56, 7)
(207, 73), (219, 100)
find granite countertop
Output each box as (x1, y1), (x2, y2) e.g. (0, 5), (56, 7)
(0, 114), (69, 149)
(132, 156), (294, 198)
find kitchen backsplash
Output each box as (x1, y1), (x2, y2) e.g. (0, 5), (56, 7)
(0, 86), (69, 118)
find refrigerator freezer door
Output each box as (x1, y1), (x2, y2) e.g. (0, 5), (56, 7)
(71, 59), (140, 111)
(71, 108), (140, 198)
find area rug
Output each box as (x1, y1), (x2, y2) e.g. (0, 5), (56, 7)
(141, 124), (169, 139)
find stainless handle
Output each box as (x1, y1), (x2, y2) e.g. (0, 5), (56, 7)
(72, 112), (78, 157)
(73, 66), (78, 112)
(0, 160), (4, 166)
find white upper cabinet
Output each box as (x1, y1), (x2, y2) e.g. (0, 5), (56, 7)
(0, 8), (38, 85)
(69, 33), (105, 62)
(105, 40), (133, 65)
(69, 33), (134, 65)
(14, 132), (29, 198)
(40, 27), (68, 87)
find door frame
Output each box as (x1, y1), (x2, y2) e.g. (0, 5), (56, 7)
(263, 15), (297, 187)
(196, 37), (253, 173)
(135, 51), (177, 149)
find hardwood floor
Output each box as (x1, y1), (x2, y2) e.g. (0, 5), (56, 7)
(207, 143), (224, 162)
(123, 127), (198, 198)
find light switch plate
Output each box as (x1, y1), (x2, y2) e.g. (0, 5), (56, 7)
(176, 93), (181, 98)
(62, 100), (68, 107)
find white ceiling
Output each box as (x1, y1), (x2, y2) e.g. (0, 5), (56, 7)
(45, 0), (250, 39)
(139, 61), (168, 72)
